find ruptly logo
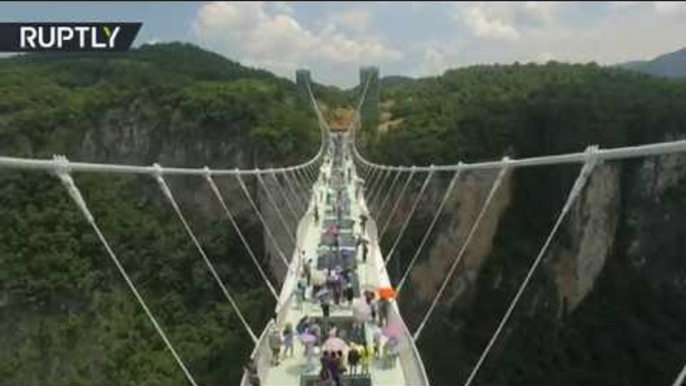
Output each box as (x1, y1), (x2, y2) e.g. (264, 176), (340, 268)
(0, 23), (142, 52)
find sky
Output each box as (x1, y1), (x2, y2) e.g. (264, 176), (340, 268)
(1, 1), (686, 88)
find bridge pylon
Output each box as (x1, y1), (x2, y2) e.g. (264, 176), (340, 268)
(295, 68), (312, 101)
(359, 66), (380, 129)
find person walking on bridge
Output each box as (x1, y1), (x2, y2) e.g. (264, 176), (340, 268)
(269, 329), (282, 366)
(283, 323), (294, 358)
(244, 358), (261, 386)
(359, 214), (368, 233)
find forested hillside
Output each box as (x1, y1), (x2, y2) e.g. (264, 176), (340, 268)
(359, 63), (686, 385)
(0, 43), (319, 385)
(364, 62), (686, 164)
(621, 47), (686, 79)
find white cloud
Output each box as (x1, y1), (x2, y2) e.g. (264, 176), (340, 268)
(654, 2), (686, 17)
(326, 8), (371, 34)
(521, 2), (558, 25)
(419, 47), (448, 76)
(193, 2), (402, 86)
(463, 6), (520, 40)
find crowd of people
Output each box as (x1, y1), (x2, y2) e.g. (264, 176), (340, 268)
(244, 134), (403, 386)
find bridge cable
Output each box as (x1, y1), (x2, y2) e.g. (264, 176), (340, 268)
(270, 172), (301, 226)
(375, 170), (403, 226)
(379, 169), (416, 242)
(385, 170), (435, 266)
(367, 169), (388, 210)
(235, 174), (290, 267)
(278, 171), (301, 213)
(369, 169), (392, 216)
(154, 165), (260, 343)
(363, 167), (380, 200)
(300, 165), (315, 187)
(413, 158), (511, 341)
(256, 173), (298, 246)
(52, 156), (198, 386)
(292, 169), (312, 209)
(397, 166), (463, 293)
(288, 169), (308, 203)
(463, 146), (600, 386)
(205, 172), (279, 300)
(282, 171), (307, 214)
(672, 363), (686, 386)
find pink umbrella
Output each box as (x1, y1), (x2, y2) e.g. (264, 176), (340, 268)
(322, 337), (348, 352)
(300, 333), (317, 345)
(382, 324), (404, 339)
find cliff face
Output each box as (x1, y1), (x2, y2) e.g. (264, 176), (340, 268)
(384, 141), (686, 385)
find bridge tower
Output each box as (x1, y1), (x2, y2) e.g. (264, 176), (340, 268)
(359, 66), (380, 130)
(295, 68), (312, 101)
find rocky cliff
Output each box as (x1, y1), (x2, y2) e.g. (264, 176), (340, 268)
(381, 145), (686, 385)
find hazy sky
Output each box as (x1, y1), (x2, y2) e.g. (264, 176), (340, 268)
(2, 2), (686, 87)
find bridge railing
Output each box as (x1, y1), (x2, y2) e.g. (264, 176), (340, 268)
(240, 318), (275, 386)
(362, 197), (431, 386)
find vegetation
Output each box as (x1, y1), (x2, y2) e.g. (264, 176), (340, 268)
(364, 62), (686, 385)
(365, 62), (686, 165)
(0, 43), (320, 385)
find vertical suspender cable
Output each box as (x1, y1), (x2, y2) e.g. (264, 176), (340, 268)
(380, 170), (416, 242)
(154, 165), (259, 343)
(256, 173), (297, 246)
(376, 170), (403, 225)
(463, 147), (599, 386)
(205, 171), (279, 300)
(385, 170), (435, 265)
(397, 166), (462, 293)
(369, 169), (392, 215)
(270, 172), (300, 226)
(52, 156), (198, 386)
(235, 174), (290, 267)
(413, 158), (511, 341)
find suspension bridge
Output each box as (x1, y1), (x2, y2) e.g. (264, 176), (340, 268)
(2, 67), (686, 386)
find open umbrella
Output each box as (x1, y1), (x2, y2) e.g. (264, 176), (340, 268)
(352, 299), (371, 322)
(311, 270), (326, 286)
(323, 337), (348, 352)
(382, 324), (403, 339)
(299, 333), (317, 345)
(378, 287), (396, 300)
(315, 287), (331, 300)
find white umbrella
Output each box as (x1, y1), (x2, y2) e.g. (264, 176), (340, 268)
(311, 270), (326, 286)
(323, 336), (348, 352)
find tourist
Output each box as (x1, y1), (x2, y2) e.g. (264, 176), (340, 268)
(319, 352), (334, 386)
(310, 322), (322, 346)
(269, 328), (282, 366)
(304, 341), (316, 372)
(296, 275), (306, 309)
(321, 292), (331, 322)
(345, 279), (354, 306)
(359, 345), (371, 374)
(348, 344), (360, 375)
(373, 330), (381, 359)
(360, 214), (368, 232)
(303, 258), (312, 287)
(244, 358), (261, 386)
(334, 351), (345, 386)
(282, 323), (294, 358)
(378, 298), (390, 327)
(385, 337), (400, 369)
